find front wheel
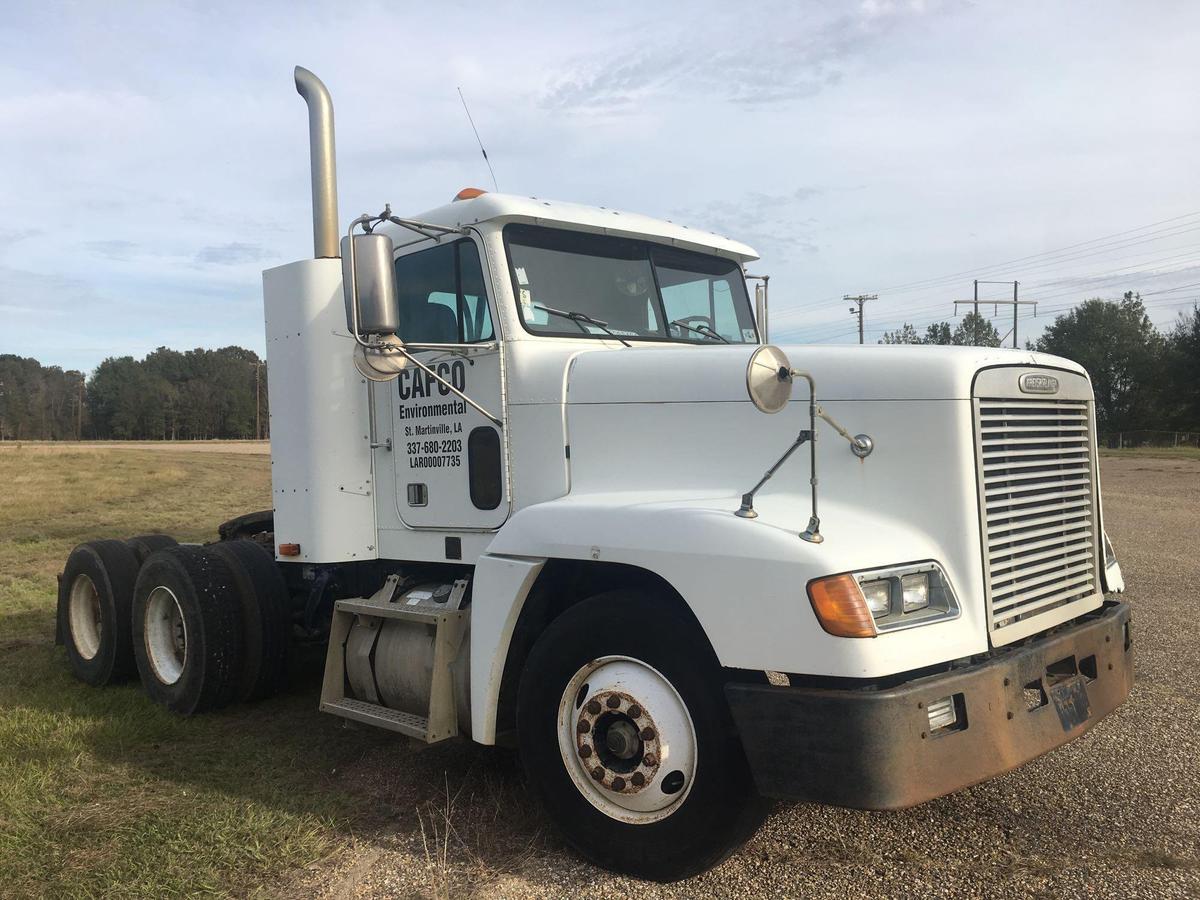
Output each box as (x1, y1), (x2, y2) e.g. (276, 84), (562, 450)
(517, 590), (767, 881)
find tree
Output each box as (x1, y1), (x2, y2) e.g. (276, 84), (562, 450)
(1034, 294), (1163, 432)
(1163, 304), (1200, 430)
(879, 323), (922, 344)
(924, 322), (953, 345)
(0, 355), (86, 440)
(952, 311), (1001, 347)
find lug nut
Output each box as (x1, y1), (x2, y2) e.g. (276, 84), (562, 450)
(577, 719), (591, 734)
(586, 700), (602, 715)
(591, 767), (604, 781)
(640, 727), (656, 741)
(643, 753), (657, 767)
(612, 776), (626, 791)
(580, 744), (593, 758)
(628, 704), (643, 718)
(606, 695), (621, 709)
(631, 771), (646, 787)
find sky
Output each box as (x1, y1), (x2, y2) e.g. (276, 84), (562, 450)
(2, 0), (1199, 373)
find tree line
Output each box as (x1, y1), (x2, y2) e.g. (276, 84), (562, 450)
(0, 346), (268, 441)
(3, 294), (1197, 440)
(880, 294), (1200, 433)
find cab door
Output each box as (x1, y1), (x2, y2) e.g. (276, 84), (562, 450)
(391, 236), (508, 530)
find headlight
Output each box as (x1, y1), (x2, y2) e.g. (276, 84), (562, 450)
(808, 562), (960, 637)
(860, 580), (891, 618)
(901, 573), (930, 612)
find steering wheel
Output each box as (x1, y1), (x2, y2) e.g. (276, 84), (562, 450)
(673, 314), (716, 336)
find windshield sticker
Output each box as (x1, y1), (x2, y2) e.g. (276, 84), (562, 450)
(742, 328), (757, 341)
(519, 287), (534, 321)
(515, 266), (529, 285)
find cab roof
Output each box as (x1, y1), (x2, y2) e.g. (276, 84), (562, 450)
(385, 190), (759, 263)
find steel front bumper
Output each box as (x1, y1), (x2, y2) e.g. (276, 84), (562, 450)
(725, 601), (1133, 810)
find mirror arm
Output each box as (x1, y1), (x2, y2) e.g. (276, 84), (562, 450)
(735, 369), (822, 542)
(346, 213), (374, 349)
(380, 209), (468, 242)
(393, 348), (504, 428)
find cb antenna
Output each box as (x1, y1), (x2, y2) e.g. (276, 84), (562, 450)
(457, 86), (499, 192)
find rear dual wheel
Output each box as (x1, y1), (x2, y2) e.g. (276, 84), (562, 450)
(517, 590), (767, 882)
(210, 540), (289, 702)
(132, 541), (290, 714)
(58, 540), (141, 685)
(133, 546), (244, 714)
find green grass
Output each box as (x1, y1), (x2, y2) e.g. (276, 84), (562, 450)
(0, 444), (546, 898)
(1099, 446), (1200, 461)
(0, 445), (364, 897)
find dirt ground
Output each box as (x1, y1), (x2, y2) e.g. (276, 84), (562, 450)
(302, 455), (1200, 899)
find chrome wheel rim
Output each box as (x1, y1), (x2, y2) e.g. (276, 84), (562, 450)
(557, 655), (697, 825)
(145, 586), (187, 685)
(68, 574), (103, 660)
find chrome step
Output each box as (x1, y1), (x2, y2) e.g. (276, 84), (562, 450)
(320, 697), (431, 740)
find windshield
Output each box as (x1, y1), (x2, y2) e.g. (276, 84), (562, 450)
(504, 224), (758, 343)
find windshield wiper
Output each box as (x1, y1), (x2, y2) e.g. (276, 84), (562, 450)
(669, 319), (729, 343)
(534, 304), (632, 347)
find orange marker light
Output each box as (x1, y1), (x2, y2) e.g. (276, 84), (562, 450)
(278, 543), (301, 557)
(454, 187), (487, 201)
(808, 574), (878, 638)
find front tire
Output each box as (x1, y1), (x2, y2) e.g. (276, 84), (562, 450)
(517, 590), (767, 881)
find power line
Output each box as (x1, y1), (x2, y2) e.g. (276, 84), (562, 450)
(772, 209), (1200, 321)
(853, 210), (1200, 297)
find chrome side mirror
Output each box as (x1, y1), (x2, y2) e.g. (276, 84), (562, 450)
(341, 232), (399, 337)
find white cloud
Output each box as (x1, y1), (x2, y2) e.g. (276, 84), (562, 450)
(0, 0), (1197, 365)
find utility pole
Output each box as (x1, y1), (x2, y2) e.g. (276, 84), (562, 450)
(254, 361), (262, 440)
(953, 280), (1035, 348)
(845, 294), (877, 345)
(77, 374), (84, 441)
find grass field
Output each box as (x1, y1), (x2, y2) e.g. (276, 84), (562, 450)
(0, 445), (356, 897)
(0, 443), (542, 899)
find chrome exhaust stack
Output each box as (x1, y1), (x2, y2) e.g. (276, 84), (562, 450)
(294, 66), (340, 259)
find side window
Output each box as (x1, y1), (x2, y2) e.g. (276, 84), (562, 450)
(395, 240), (495, 343)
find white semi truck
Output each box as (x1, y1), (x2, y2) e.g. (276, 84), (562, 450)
(57, 68), (1132, 881)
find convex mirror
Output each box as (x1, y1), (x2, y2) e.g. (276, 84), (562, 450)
(746, 344), (792, 413)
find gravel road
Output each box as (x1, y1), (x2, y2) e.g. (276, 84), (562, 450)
(310, 455), (1200, 899)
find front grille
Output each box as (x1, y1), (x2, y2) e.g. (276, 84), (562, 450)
(976, 395), (1101, 641)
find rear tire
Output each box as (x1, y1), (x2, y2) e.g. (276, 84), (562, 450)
(132, 546), (244, 714)
(57, 540), (141, 685)
(517, 590), (768, 882)
(210, 540), (289, 702)
(125, 533), (178, 566)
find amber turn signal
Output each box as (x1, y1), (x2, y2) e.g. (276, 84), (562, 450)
(808, 574), (878, 638)
(278, 543), (301, 557)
